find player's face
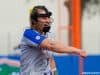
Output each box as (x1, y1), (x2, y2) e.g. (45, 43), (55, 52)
(38, 17), (51, 25)
(37, 9), (51, 26)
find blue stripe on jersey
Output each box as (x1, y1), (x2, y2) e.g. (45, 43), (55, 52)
(24, 29), (46, 46)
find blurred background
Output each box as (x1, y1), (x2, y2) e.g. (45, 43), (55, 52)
(0, 0), (100, 75)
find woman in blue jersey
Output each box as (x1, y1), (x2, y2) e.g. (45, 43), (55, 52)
(20, 5), (87, 75)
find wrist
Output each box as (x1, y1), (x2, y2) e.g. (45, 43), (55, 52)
(73, 48), (81, 55)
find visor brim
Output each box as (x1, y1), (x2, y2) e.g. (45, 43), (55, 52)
(37, 12), (52, 17)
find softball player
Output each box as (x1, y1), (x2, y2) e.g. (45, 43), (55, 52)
(20, 5), (86, 75)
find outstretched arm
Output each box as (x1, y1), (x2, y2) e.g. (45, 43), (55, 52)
(40, 38), (87, 58)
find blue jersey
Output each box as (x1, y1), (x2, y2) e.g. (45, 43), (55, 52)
(20, 29), (54, 75)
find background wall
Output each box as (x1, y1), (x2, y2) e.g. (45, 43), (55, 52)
(81, 0), (100, 55)
(0, 0), (28, 54)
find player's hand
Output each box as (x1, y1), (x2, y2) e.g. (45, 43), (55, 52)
(79, 50), (87, 58)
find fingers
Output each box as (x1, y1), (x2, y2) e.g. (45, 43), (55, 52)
(80, 50), (87, 58)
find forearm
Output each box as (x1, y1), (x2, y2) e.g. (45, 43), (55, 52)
(49, 44), (81, 55)
(66, 46), (81, 54)
(40, 39), (86, 57)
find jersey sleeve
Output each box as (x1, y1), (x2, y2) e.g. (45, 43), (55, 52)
(23, 29), (46, 47)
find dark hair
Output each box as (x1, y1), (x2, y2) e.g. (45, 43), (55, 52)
(30, 5), (52, 25)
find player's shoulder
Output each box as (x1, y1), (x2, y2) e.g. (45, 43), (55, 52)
(24, 28), (40, 36)
(22, 28), (46, 47)
(24, 28), (38, 33)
